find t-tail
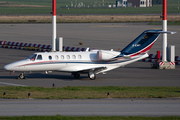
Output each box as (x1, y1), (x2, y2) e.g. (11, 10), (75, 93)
(121, 30), (161, 57)
(120, 30), (176, 57)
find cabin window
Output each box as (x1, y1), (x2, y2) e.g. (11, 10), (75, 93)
(37, 55), (42, 60)
(26, 54), (37, 61)
(55, 55), (59, 60)
(49, 56), (52, 60)
(61, 55), (64, 59)
(72, 55), (76, 59)
(67, 55), (70, 59)
(78, 55), (82, 59)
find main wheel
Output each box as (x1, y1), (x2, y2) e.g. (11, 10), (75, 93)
(73, 73), (80, 79)
(88, 72), (96, 80)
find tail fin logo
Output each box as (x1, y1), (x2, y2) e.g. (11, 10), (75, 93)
(132, 44), (140, 47)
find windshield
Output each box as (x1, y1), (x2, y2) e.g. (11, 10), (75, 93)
(26, 54), (37, 61)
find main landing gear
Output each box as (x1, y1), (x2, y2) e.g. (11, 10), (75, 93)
(88, 70), (96, 80)
(18, 73), (26, 79)
(72, 71), (96, 80)
(72, 73), (80, 79)
(72, 70), (96, 80)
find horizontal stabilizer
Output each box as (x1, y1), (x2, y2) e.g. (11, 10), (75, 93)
(145, 31), (176, 34)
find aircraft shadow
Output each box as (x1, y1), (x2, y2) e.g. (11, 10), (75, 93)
(0, 73), (89, 81)
(26, 73), (88, 80)
(124, 66), (152, 69)
(0, 76), (18, 79)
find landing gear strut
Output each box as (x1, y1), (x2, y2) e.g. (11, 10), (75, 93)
(72, 73), (80, 79)
(18, 73), (25, 79)
(88, 70), (96, 80)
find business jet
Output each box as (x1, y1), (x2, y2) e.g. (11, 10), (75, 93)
(4, 30), (175, 80)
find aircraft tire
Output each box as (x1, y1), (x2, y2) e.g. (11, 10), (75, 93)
(73, 73), (80, 79)
(19, 73), (25, 79)
(88, 72), (96, 80)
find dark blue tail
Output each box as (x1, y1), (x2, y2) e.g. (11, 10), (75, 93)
(121, 30), (161, 56)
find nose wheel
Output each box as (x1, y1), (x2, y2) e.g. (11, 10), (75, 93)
(18, 73), (26, 79)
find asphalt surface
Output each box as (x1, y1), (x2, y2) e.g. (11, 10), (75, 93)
(0, 48), (180, 87)
(0, 23), (180, 117)
(0, 23), (180, 54)
(0, 98), (180, 117)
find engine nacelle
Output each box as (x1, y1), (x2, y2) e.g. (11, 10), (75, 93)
(97, 50), (120, 61)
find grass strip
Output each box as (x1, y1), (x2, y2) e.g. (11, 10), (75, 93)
(0, 86), (180, 99)
(0, 5), (179, 14)
(0, 115), (180, 120)
(0, 15), (180, 23)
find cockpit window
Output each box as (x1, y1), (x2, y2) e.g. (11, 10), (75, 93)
(26, 54), (37, 61)
(36, 55), (42, 60)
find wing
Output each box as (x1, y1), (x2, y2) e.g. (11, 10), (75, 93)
(74, 66), (107, 74)
(58, 65), (107, 74)
(57, 65), (107, 74)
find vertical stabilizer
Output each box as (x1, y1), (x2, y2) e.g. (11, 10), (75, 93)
(121, 30), (161, 57)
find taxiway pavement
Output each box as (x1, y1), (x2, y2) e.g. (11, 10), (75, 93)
(0, 48), (180, 87)
(0, 23), (180, 117)
(0, 98), (180, 117)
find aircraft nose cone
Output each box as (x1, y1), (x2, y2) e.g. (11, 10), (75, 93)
(4, 64), (13, 71)
(4, 64), (10, 71)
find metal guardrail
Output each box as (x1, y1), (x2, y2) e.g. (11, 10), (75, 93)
(0, 41), (87, 52)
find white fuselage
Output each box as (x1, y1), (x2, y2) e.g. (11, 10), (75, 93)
(3, 50), (148, 74)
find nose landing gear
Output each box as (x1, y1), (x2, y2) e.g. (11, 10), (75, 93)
(18, 73), (26, 79)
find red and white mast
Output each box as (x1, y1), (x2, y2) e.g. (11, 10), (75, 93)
(52, 0), (56, 51)
(162, 0), (167, 62)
